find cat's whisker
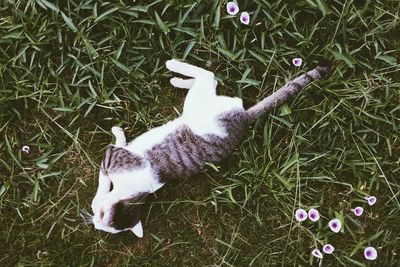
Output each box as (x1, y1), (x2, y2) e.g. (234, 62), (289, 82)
(80, 209), (94, 224)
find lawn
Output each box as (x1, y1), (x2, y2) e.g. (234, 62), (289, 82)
(1, 0), (399, 266)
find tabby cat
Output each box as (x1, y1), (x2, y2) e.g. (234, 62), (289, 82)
(91, 59), (329, 237)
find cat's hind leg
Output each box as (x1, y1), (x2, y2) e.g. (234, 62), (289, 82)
(166, 59), (214, 79)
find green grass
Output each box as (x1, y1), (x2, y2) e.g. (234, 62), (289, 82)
(1, 0), (399, 266)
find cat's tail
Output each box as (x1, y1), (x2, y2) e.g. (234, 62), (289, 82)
(246, 62), (330, 123)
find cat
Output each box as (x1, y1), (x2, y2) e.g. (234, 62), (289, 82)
(91, 59), (330, 237)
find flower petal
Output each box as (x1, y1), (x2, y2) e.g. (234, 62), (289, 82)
(226, 2), (239, 16)
(323, 244), (334, 254)
(364, 247), (377, 260)
(308, 208), (320, 222)
(328, 218), (341, 233)
(351, 206), (364, 216)
(22, 145), (30, 154)
(365, 196), (377, 206)
(295, 208), (307, 222)
(311, 249), (323, 259)
(292, 58), (302, 67)
(240, 12), (250, 25)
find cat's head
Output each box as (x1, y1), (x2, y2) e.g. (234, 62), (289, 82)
(91, 146), (165, 237)
(92, 191), (148, 237)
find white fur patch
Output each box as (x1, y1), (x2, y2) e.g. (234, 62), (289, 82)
(183, 95), (244, 137)
(108, 164), (164, 197)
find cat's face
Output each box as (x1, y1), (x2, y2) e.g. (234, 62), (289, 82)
(91, 144), (164, 237)
(92, 191), (147, 237)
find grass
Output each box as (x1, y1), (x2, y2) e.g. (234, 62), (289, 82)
(0, 0), (399, 266)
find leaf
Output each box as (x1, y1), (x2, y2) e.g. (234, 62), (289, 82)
(273, 172), (293, 191)
(53, 107), (75, 112)
(114, 40), (126, 60)
(110, 57), (131, 73)
(343, 256), (366, 267)
(279, 103), (292, 116)
(315, 0), (332, 15)
(39, 0), (59, 12)
(270, 115), (293, 128)
(204, 162), (220, 172)
(182, 42), (195, 60)
(377, 55), (396, 65)
(213, 4), (220, 28)
(217, 47), (237, 60)
(95, 6), (119, 23)
(173, 27), (197, 37)
(366, 230), (384, 242)
(0, 185), (6, 197)
(61, 11), (77, 32)
(130, 5), (148, 13)
(349, 240), (365, 257)
(332, 51), (356, 68)
(280, 153), (299, 174)
(154, 11), (169, 34)
(249, 50), (268, 64)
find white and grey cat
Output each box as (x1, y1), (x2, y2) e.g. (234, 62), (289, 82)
(91, 59), (329, 237)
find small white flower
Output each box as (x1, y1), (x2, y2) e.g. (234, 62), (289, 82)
(22, 145), (30, 154)
(365, 196), (377, 206)
(323, 244), (334, 254)
(364, 247), (377, 260)
(328, 218), (341, 233)
(240, 12), (250, 25)
(308, 208), (320, 222)
(295, 208), (307, 222)
(351, 207), (364, 216)
(311, 249), (323, 259)
(292, 58), (302, 67)
(226, 2), (239, 16)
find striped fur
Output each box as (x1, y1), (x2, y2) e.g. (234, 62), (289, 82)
(246, 65), (330, 122)
(145, 109), (248, 182)
(101, 145), (145, 175)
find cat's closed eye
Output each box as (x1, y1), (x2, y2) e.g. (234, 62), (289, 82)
(109, 181), (114, 191)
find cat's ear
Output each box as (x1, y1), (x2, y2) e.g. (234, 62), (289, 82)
(131, 220), (143, 238)
(111, 126), (126, 147)
(150, 181), (165, 193)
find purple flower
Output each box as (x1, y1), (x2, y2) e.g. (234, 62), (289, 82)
(311, 249), (323, 259)
(240, 12), (250, 25)
(365, 196), (377, 206)
(226, 2), (239, 16)
(328, 218), (341, 233)
(292, 58), (302, 67)
(364, 247), (377, 260)
(308, 208), (320, 222)
(351, 206), (364, 216)
(22, 145), (30, 154)
(295, 208), (307, 222)
(323, 244), (334, 254)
